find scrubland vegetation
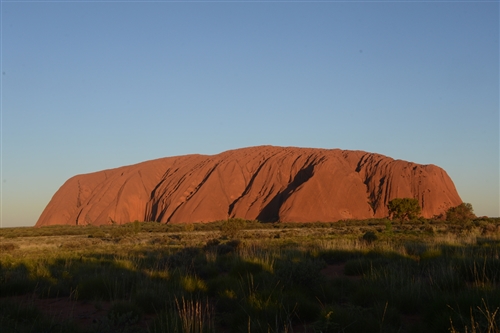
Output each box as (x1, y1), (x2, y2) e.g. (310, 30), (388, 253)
(1, 217), (500, 333)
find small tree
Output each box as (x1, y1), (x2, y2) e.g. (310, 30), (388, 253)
(387, 198), (421, 221)
(446, 203), (476, 223)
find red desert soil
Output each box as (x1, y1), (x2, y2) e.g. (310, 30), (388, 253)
(36, 146), (462, 226)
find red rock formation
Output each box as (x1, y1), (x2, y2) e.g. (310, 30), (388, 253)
(35, 146), (462, 226)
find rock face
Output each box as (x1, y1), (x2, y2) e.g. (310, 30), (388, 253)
(36, 146), (462, 226)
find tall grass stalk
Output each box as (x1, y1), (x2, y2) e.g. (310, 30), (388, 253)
(175, 296), (214, 333)
(449, 299), (500, 333)
(238, 243), (277, 273)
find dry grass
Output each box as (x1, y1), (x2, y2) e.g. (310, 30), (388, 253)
(1, 218), (499, 333)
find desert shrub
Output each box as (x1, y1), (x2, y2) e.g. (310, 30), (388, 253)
(229, 260), (263, 277)
(282, 289), (321, 322)
(220, 218), (247, 239)
(419, 248), (442, 260)
(446, 203), (476, 224)
(108, 227), (132, 239)
(207, 275), (240, 315)
(77, 276), (112, 301)
(362, 231), (378, 244)
(404, 242), (428, 257)
(0, 277), (37, 297)
(318, 249), (363, 264)
(88, 230), (106, 239)
(237, 287), (294, 333)
(320, 276), (358, 304)
(0, 264), (37, 297)
(217, 243), (235, 254)
(225, 239), (241, 249)
(384, 219), (394, 235)
(203, 238), (220, 250)
(0, 242), (19, 251)
(388, 198), (421, 221)
(167, 247), (202, 269)
(344, 252), (390, 276)
(180, 275), (208, 293)
(184, 223), (195, 232)
(351, 283), (387, 307)
(274, 257), (325, 289)
(149, 236), (171, 245)
(60, 239), (92, 249)
(133, 289), (166, 314)
(391, 290), (422, 315)
(210, 239), (241, 255)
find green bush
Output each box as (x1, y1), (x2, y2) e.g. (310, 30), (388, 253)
(274, 257), (325, 289)
(446, 203), (476, 223)
(133, 289), (166, 314)
(220, 218), (246, 239)
(388, 198), (421, 220)
(362, 231), (378, 243)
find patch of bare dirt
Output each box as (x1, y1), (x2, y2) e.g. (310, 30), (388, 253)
(321, 263), (361, 281)
(4, 295), (154, 331)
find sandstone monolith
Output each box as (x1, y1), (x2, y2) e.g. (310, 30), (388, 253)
(35, 146), (462, 226)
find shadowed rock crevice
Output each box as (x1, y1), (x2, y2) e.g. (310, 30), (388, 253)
(163, 163), (220, 223)
(257, 162), (316, 222)
(227, 152), (280, 217)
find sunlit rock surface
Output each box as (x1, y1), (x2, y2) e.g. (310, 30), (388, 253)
(36, 146), (462, 226)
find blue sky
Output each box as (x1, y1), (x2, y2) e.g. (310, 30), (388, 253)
(1, 1), (498, 227)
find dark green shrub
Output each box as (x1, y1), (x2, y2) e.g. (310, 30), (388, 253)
(362, 231), (378, 243)
(77, 276), (112, 300)
(229, 260), (263, 277)
(203, 238), (220, 250)
(446, 203), (476, 223)
(282, 289), (321, 323)
(275, 257), (325, 289)
(206, 274), (239, 297)
(167, 247), (202, 269)
(133, 289), (166, 314)
(0, 265), (36, 297)
(388, 198), (421, 221)
(344, 258), (389, 276)
(351, 283), (387, 307)
(0, 278), (37, 297)
(318, 249), (363, 264)
(220, 218), (247, 239)
(88, 230), (106, 239)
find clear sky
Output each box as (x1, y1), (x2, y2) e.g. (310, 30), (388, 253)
(1, 0), (498, 227)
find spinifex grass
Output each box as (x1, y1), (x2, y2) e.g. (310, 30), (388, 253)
(0, 218), (499, 332)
